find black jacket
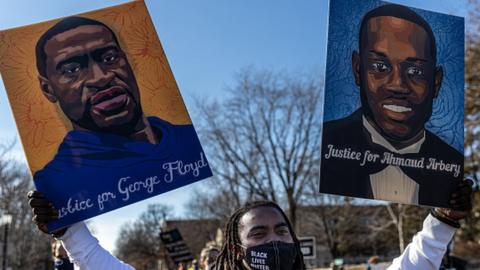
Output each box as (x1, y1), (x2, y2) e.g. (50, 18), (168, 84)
(320, 109), (463, 208)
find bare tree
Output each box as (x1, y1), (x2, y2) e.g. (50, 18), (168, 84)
(306, 198), (361, 259)
(367, 204), (427, 254)
(466, 0), (480, 185)
(386, 205), (406, 253)
(453, 1), (480, 257)
(185, 187), (243, 221)
(303, 177), (418, 259)
(115, 204), (173, 270)
(0, 144), (52, 270)
(300, 178), (366, 259)
(189, 68), (322, 228)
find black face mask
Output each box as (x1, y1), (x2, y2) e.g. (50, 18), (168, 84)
(54, 257), (74, 270)
(244, 241), (297, 270)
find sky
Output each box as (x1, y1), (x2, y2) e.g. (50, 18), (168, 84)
(0, 0), (467, 254)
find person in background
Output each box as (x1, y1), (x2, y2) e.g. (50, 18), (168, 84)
(52, 239), (74, 270)
(28, 179), (473, 270)
(177, 262), (187, 270)
(200, 245), (220, 270)
(366, 256), (380, 270)
(188, 259), (200, 270)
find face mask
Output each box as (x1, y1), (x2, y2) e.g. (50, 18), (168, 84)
(54, 257), (74, 270)
(243, 241), (297, 270)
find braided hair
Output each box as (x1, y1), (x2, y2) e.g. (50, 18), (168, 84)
(214, 201), (305, 270)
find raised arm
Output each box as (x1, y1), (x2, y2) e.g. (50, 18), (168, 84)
(388, 180), (473, 270)
(28, 191), (135, 270)
(58, 221), (135, 270)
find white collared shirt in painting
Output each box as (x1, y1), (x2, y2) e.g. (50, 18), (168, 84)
(362, 116), (425, 205)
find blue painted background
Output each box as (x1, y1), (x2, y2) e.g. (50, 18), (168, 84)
(323, 0), (464, 153)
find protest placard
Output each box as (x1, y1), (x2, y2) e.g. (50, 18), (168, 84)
(320, 0), (464, 207)
(160, 228), (194, 264)
(0, 0), (212, 230)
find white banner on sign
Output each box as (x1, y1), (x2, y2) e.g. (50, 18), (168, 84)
(298, 236), (316, 259)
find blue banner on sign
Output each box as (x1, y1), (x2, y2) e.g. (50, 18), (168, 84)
(35, 117), (212, 231)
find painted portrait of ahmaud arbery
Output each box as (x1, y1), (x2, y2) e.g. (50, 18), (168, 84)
(320, 4), (463, 207)
(32, 16), (211, 224)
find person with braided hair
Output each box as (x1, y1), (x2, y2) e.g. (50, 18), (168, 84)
(214, 201), (305, 270)
(27, 179), (473, 270)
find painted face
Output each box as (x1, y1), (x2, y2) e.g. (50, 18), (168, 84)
(42, 24), (142, 133)
(238, 206), (294, 248)
(354, 16), (442, 142)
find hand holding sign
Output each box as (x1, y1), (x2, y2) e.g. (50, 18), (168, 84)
(432, 179), (474, 228)
(27, 190), (67, 237)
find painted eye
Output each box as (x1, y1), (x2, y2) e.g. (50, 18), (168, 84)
(371, 62), (390, 73)
(61, 63), (81, 75)
(102, 53), (118, 64)
(406, 66), (424, 77)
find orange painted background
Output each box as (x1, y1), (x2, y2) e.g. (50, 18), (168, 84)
(0, 0), (192, 174)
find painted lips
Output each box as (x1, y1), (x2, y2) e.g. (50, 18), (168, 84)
(91, 86), (129, 113)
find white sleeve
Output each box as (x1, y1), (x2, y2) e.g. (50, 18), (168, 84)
(58, 222), (135, 270)
(388, 214), (455, 270)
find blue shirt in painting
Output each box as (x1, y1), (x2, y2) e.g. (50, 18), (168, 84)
(34, 117), (212, 231)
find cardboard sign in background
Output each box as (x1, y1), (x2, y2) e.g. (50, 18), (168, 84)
(0, 0), (212, 230)
(160, 228), (194, 264)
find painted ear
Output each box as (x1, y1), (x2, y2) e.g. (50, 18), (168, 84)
(433, 66), (443, 98)
(38, 75), (57, 103)
(352, 51), (361, 86)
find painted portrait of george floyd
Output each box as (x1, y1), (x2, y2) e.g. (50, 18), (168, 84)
(320, 0), (464, 207)
(0, 1), (212, 230)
